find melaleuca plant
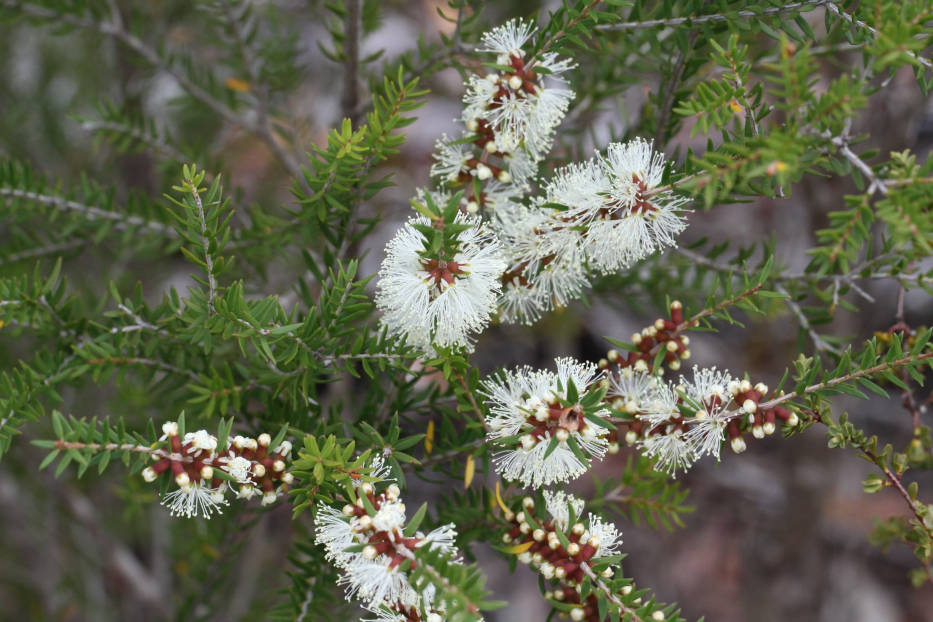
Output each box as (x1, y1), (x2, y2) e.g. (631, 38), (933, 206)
(1, 1), (932, 620)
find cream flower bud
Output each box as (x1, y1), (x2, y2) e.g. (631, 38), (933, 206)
(539, 562), (555, 578)
(763, 421), (776, 435)
(572, 522), (585, 535)
(466, 201), (479, 214)
(652, 611), (665, 621)
(555, 428), (570, 442)
(386, 484), (401, 500)
(601, 567), (613, 578)
(485, 73), (499, 83)
(362, 545), (378, 560)
(681, 335), (690, 345)
(666, 340), (679, 352)
(520, 434), (537, 450)
(518, 552), (532, 564)
(281, 472), (294, 485)
(475, 163), (493, 180)
(624, 430), (638, 446)
(608, 349), (619, 362)
(739, 379), (752, 393)
(466, 118), (478, 132)
(258, 433), (271, 447)
(522, 497), (535, 509)
(731, 436), (747, 453)
(727, 380), (741, 395)
(621, 585), (633, 595)
(570, 606), (586, 621)
(588, 535), (600, 549)
(787, 412), (799, 426)
(567, 542), (580, 555)
(742, 399), (757, 413)
(752, 425), (765, 439)
(343, 504), (355, 516)
(357, 514), (373, 530)
(261, 491), (277, 506)
(609, 441), (621, 454)
(754, 382), (768, 395)
(554, 566), (567, 579)
(669, 360), (681, 371)
(200, 465), (214, 480)
(681, 349), (691, 360)
(162, 421), (178, 437)
(252, 463), (266, 478)
(502, 533), (513, 543)
(632, 332), (642, 344)
(634, 359), (649, 372)
(360, 482), (374, 495)
(508, 75), (523, 90)
(142, 467), (157, 483)
(427, 613), (442, 622)
(519, 522), (531, 534)
(516, 512), (525, 523)
(273, 459), (286, 472)
(533, 528), (545, 541)
(175, 472), (190, 487)
(695, 409), (708, 421)
(498, 170), (511, 183)
(485, 140), (498, 153)
(534, 408), (549, 422)
(654, 318), (666, 330)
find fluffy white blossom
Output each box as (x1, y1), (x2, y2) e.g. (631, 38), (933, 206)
(161, 482), (227, 518)
(482, 357), (610, 488)
(375, 213), (506, 353)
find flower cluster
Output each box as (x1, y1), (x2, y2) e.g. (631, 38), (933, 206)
(376, 20), (692, 352)
(315, 479), (464, 621)
(497, 140), (690, 324)
(607, 366), (799, 475)
(502, 492), (663, 622)
(598, 301), (692, 373)
(375, 208), (506, 353)
(482, 357), (612, 488)
(432, 19), (574, 210)
(142, 421), (293, 518)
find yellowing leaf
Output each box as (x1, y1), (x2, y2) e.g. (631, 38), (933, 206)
(494, 481), (509, 513)
(505, 540), (534, 555)
(464, 454), (475, 489)
(225, 77), (251, 93)
(425, 419), (434, 454)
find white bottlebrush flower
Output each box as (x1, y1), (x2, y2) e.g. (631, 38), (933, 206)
(572, 138), (689, 273)
(220, 455), (253, 483)
(160, 482), (227, 519)
(340, 557), (418, 609)
(375, 213), (506, 353)
(636, 381), (682, 432)
(481, 357), (610, 488)
(607, 367), (662, 414)
(543, 490), (585, 530)
(477, 18), (535, 57)
(430, 133), (472, 182)
(682, 366), (735, 459)
(639, 429), (696, 477)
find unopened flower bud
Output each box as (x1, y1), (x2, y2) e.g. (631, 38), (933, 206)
(652, 611), (665, 621)
(508, 75), (523, 90)
(632, 332), (642, 344)
(601, 567), (613, 578)
(258, 433), (271, 447)
(485, 73), (499, 83)
(200, 465), (214, 480)
(588, 535), (600, 549)
(427, 613), (442, 622)
(608, 349), (619, 362)
(522, 497), (534, 509)
(669, 360), (681, 371)
(621, 584), (633, 595)
(386, 484), (401, 500)
(739, 379), (752, 393)
(466, 118), (478, 132)
(162, 422), (178, 437)
(567, 542), (580, 555)
(273, 459), (286, 472)
(361, 482), (374, 495)
(609, 441), (621, 454)
(787, 412), (799, 426)
(175, 472), (190, 487)
(475, 163), (492, 180)
(752, 425), (765, 439)
(466, 201), (479, 214)
(763, 421), (776, 435)
(521, 434), (537, 450)
(539, 562), (555, 578)
(666, 340), (678, 352)
(261, 491), (277, 506)
(681, 349), (691, 360)
(570, 606), (585, 621)
(625, 430), (638, 446)
(497, 170), (511, 183)
(731, 436), (747, 453)
(743, 399), (757, 414)
(252, 463), (266, 478)
(362, 545), (378, 560)
(555, 428), (569, 442)
(519, 522), (531, 534)
(142, 467), (157, 483)
(485, 140), (498, 153)
(754, 382), (768, 395)
(695, 409), (708, 421)
(343, 504), (355, 516)
(554, 566), (566, 579)
(518, 552), (532, 564)
(281, 472), (294, 485)
(533, 528), (545, 541)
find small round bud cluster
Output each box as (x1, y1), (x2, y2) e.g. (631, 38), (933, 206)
(482, 358), (612, 488)
(315, 477), (459, 618)
(724, 380), (798, 452)
(503, 492), (667, 621)
(598, 301), (691, 375)
(144, 421), (293, 518)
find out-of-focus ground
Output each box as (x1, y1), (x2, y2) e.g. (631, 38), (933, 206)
(1, 1), (932, 621)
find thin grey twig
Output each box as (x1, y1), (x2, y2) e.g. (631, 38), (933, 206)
(0, 188), (177, 237)
(597, 1), (827, 31)
(824, 0), (933, 70)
